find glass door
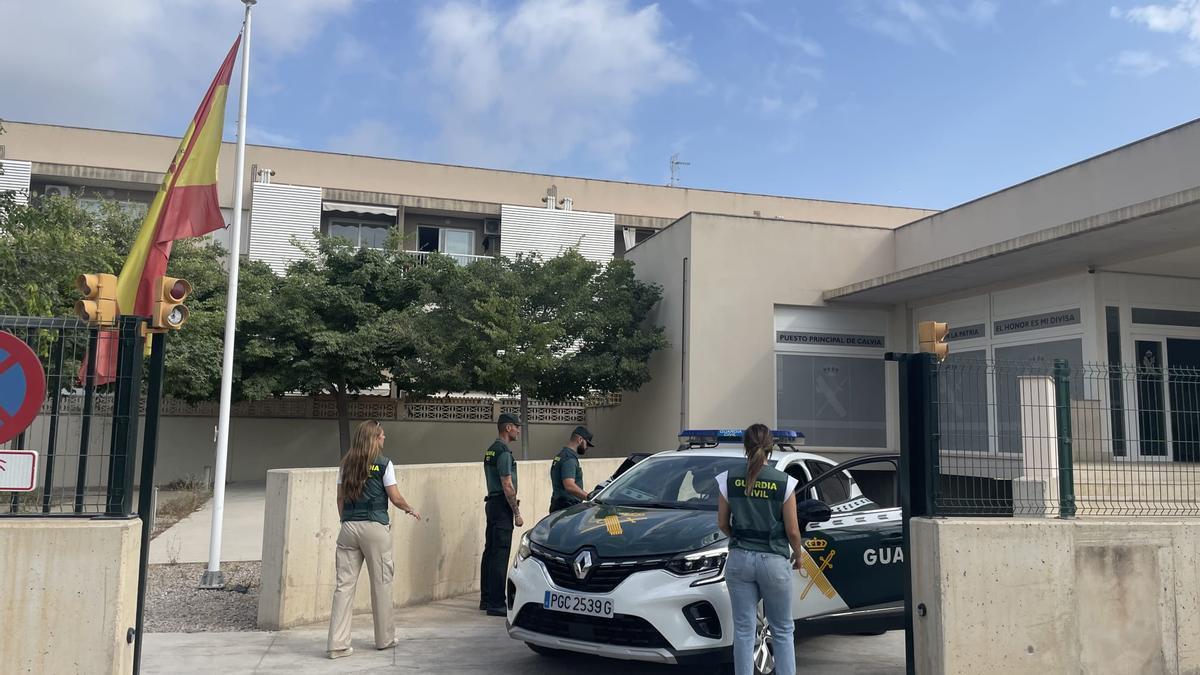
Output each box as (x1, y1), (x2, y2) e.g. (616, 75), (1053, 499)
(1167, 338), (1200, 462)
(440, 229), (475, 264)
(1134, 340), (1169, 458)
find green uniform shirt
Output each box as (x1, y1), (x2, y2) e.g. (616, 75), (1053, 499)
(550, 446), (584, 503)
(341, 454), (392, 526)
(725, 465), (792, 559)
(484, 440), (518, 496)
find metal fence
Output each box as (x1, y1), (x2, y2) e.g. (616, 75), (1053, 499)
(1, 315), (144, 517)
(920, 355), (1200, 517)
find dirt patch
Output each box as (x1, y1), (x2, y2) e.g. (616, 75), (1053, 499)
(144, 561), (261, 633)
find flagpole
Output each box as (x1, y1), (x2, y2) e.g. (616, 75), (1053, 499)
(201, 0), (254, 590)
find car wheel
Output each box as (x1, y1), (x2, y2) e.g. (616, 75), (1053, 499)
(753, 604), (777, 675)
(525, 642), (565, 658)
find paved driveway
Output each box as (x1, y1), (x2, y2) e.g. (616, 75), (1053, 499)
(144, 595), (904, 674)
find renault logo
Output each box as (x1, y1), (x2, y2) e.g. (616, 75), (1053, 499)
(573, 550), (594, 580)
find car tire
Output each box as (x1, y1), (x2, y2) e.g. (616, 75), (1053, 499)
(525, 642), (566, 658)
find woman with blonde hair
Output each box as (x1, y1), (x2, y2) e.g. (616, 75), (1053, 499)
(716, 423), (804, 675)
(327, 420), (420, 659)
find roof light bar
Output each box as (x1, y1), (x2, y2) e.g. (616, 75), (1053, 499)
(678, 429), (804, 444)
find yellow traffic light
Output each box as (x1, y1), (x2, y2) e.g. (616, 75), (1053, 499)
(152, 276), (191, 331)
(75, 273), (118, 326)
(918, 321), (950, 362)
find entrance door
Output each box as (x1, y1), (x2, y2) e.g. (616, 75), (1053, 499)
(1167, 338), (1200, 462)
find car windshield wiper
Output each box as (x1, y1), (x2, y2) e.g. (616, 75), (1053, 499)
(631, 500), (695, 510)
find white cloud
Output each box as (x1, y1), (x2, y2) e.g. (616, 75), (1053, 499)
(414, 0), (694, 172)
(327, 119), (407, 159)
(1112, 49), (1170, 75)
(738, 10), (824, 59)
(1113, 1), (1200, 37)
(0, 0), (352, 131)
(246, 125), (300, 148)
(1112, 1), (1200, 69)
(847, 0), (998, 52)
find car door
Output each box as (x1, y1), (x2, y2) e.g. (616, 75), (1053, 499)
(789, 456), (903, 621)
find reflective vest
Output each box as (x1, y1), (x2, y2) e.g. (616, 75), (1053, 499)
(342, 454), (391, 526)
(727, 464), (790, 558)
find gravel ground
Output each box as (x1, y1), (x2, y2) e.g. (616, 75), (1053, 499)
(145, 562), (261, 633)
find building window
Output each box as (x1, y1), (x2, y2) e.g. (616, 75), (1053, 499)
(417, 226), (476, 257)
(938, 349), (990, 453)
(993, 338), (1084, 454)
(1105, 307), (1127, 457)
(327, 218), (390, 249)
(776, 354), (886, 448)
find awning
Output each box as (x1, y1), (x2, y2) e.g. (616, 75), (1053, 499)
(824, 187), (1200, 304)
(322, 201), (398, 217)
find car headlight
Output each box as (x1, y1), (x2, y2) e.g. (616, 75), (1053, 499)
(516, 532), (531, 562)
(666, 542), (728, 586)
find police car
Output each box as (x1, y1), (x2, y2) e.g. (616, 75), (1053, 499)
(505, 429), (903, 674)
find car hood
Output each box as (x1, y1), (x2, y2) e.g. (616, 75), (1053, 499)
(531, 502), (726, 558)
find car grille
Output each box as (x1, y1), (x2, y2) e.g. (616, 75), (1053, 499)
(513, 603), (671, 649)
(531, 545), (669, 593)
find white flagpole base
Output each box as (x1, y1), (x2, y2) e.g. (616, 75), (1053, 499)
(199, 570), (226, 590)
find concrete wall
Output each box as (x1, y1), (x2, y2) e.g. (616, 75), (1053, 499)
(895, 119), (1200, 270)
(258, 457), (624, 630)
(596, 216), (692, 454)
(0, 518), (140, 674)
(686, 214), (901, 455)
(3, 122), (934, 228)
(911, 518), (1200, 675)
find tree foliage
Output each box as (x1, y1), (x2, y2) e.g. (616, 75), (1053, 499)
(4, 190), (669, 460)
(0, 192), (275, 402)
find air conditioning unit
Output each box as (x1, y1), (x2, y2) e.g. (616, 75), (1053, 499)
(44, 185), (71, 198)
(483, 218), (501, 235)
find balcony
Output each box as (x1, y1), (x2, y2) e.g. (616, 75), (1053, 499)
(405, 250), (495, 266)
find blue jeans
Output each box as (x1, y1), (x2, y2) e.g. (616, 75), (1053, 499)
(726, 548), (796, 675)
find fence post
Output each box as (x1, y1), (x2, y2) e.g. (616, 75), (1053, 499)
(104, 316), (144, 517)
(133, 330), (166, 675)
(75, 327), (100, 513)
(1053, 359), (1076, 518)
(888, 351), (940, 675)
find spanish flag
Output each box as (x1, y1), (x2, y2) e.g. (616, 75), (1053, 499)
(88, 36), (241, 385)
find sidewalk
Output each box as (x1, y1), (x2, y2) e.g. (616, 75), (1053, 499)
(149, 482), (266, 564)
(142, 595), (904, 674)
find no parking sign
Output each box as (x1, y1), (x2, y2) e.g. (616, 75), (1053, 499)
(0, 330), (46, 444)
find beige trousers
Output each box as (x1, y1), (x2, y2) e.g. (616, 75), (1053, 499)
(327, 520), (395, 651)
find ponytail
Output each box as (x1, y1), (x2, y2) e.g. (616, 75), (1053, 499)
(742, 423), (774, 496)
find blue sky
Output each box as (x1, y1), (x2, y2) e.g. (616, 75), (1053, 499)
(3, 0), (1200, 210)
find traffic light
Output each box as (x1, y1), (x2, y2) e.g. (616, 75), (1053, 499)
(152, 276), (191, 331)
(918, 321), (950, 362)
(75, 273), (118, 326)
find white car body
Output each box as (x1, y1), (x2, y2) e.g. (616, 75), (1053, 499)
(505, 446), (902, 667)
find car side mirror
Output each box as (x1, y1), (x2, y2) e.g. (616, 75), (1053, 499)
(796, 499), (832, 524)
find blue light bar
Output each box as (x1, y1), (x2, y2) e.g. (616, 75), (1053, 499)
(679, 429), (804, 442)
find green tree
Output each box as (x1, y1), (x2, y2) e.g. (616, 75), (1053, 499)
(0, 191), (275, 401)
(446, 249), (669, 458)
(239, 237), (430, 457)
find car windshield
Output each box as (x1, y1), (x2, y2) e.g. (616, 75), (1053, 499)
(596, 454), (751, 510)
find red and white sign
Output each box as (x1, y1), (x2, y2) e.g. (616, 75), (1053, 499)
(0, 450), (38, 492)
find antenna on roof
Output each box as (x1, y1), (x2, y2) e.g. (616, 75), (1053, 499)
(669, 153), (690, 188)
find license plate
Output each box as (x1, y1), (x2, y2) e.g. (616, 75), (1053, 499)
(543, 590), (614, 618)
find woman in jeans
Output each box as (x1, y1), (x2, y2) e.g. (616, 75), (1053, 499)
(717, 423), (804, 675)
(327, 420), (420, 659)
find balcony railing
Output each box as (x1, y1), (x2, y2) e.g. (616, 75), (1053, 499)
(405, 250), (495, 266)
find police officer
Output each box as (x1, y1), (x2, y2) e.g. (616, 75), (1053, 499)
(480, 413), (523, 616)
(549, 426), (594, 513)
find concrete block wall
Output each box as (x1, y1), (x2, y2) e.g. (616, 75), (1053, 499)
(0, 518), (141, 674)
(912, 518), (1200, 674)
(258, 457), (624, 630)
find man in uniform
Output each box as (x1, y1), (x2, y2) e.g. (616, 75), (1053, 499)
(480, 413), (523, 616)
(549, 426), (595, 513)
